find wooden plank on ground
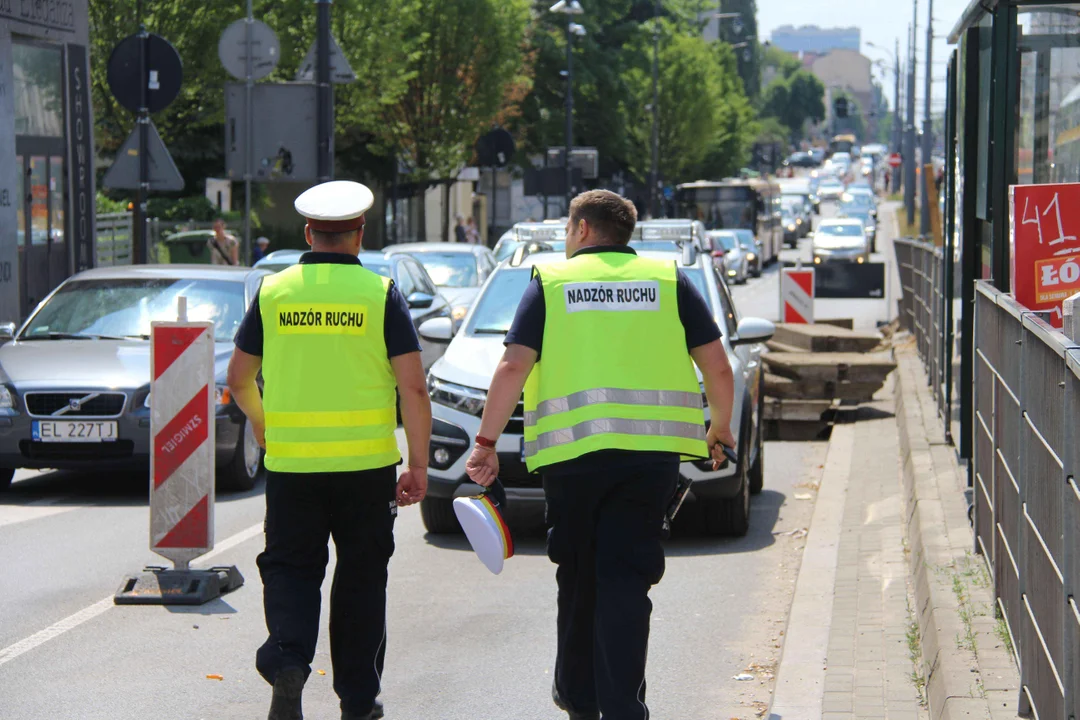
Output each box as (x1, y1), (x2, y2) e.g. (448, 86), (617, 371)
(762, 351), (897, 383)
(763, 372), (884, 402)
(772, 323), (883, 353)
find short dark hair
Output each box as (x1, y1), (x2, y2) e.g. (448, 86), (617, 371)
(310, 228), (361, 247)
(569, 190), (637, 245)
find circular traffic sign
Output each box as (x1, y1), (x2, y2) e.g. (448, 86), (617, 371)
(107, 33), (183, 114)
(887, 153), (902, 169)
(218, 19), (280, 81)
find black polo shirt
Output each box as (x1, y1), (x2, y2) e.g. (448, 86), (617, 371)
(504, 245), (722, 358)
(233, 251), (421, 357)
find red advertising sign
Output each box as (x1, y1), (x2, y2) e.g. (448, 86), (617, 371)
(1009, 183), (1080, 327)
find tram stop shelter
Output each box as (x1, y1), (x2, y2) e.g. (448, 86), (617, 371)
(907, 3), (1080, 719)
(0, 1), (95, 323)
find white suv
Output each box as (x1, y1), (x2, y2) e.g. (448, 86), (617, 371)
(417, 247), (775, 536)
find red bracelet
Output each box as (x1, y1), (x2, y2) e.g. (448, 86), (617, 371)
(475, 435), (497, 449)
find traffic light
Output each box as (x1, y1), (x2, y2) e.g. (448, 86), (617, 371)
(834, 97), (849, 119)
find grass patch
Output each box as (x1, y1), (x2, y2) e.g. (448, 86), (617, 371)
(906, 602), (928, 706)
(995, 613), (1015, 658)
(953, 574), (979, 654)
(894, 206), (921, 240)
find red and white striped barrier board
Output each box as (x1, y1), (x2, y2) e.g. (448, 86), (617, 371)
(781, 268), (815, 324)
(149, 321), (216, 568)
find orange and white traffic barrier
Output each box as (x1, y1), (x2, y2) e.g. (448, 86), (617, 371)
(781, 268), (815, 324)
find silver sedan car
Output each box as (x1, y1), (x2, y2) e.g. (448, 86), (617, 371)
(707, 230), (751, 285)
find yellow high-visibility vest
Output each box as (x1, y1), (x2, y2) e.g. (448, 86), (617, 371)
(522, 251), (708, 472)
(258, 261), (400, 473)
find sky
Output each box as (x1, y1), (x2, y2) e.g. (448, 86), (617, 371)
(754, 0), (973, 113)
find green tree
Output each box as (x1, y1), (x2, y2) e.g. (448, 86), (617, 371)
(761, 69), (825, 141)
(372, 0), (530, 240)
(622, 26), (751, 187)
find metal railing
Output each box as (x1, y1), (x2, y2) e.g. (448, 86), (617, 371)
(896, 238), (1080, 720)
(95, 213), (133, 266)
(894, 237), (947, 420)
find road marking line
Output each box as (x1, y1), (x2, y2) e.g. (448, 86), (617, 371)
(0, 503), (80, 529)
(0, 520), (263, 668)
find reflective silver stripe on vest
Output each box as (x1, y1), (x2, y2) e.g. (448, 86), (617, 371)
(523, 418), (706, 456)
(522, 388), (702, 427)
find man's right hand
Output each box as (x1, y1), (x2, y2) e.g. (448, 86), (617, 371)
(706, 424), (737, 471)
(397, 466), (427, 507)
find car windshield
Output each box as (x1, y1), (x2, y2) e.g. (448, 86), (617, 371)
(410, 252), (478, 288)
(362, 261), (392, 278)
(840, 205), (872, 220)
(20, 278), (247, 343)
(467, 268), (532, 334)
(710, 234), (738, 251)
(781, 197), (805, 212)
(681, 268), (713, 312)
(733, 230), (756, 245)
(818, 224), (864, 237)
(494, 239), (566, 262)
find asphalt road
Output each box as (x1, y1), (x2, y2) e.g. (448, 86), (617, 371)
(0, 196), (905, 719)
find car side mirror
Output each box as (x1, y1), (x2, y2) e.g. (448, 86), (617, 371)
(681, 243), (698, 266)
(407, 292), (435, 309)
(0, 323), (15, 342)
(418, 317), (453, 342)
(731, 317), (775, 347)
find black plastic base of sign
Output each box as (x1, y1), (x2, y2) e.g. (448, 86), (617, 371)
(113, 565), (244, 606)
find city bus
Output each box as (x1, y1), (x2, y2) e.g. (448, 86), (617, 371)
(673, 179), (783, 266)
(828, 134), (858, 157)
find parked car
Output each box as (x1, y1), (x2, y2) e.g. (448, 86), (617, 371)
(384, 243), (497, 325)
(784, 151), (818, 168)
(254, 250), (453, 370)
(418, 247), (775, 537)
(812, 219), (871, 264)
(0, 265), (269, 492)
(493, 221), (567, 262)
(707, 230), (750, 285)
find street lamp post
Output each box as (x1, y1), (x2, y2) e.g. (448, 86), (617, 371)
(550, 0), (584, 216)
(650, 0), (660, 218)
(867, 39), (903, 192)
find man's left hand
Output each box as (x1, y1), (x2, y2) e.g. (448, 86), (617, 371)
(397, 466), (427, 506)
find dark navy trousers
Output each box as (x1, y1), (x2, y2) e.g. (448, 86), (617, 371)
(255, 465), (397, 716)
(543, 453), (679, 720)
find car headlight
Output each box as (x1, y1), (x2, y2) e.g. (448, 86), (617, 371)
(144, 385), (232, 409)
(796, 218), (803, 225)
(428, 377), (486, 416)
(451, 305), (469, 322)
(787, 224), (796, 232)
(747, 253), (756, 261)
(0, 386), (13, 410)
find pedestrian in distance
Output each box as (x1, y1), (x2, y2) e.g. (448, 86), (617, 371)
(227, 180), (431, 720)
(466, 216), (480, 244)
(454, 214), (468, 243)
(464, 189), (737, 720)
(253, 236), (271, 264)
(209, 217), (240, 265)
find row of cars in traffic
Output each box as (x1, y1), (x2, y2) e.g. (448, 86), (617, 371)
(0, 218), (775, 537)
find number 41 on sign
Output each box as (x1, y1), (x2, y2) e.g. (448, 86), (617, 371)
(1010, 183), (1080, 327)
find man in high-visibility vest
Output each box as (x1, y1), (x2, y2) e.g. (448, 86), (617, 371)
(465, 190), (736, 719)
(228, 181), (431, 720)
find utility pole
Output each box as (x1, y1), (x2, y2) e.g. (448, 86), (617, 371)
(564, 18), (574, 215)
(649, 0), (660, 219)
(242, 0), (253, 265)
(904, 9), (918, 231)
(315, 0), (333, 182)
(920, 0), (933, 236)
(893, 38), (901, 193)
(134, 0), (149, 264)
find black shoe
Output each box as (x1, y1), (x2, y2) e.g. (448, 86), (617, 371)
(342, 699), (384, 720)
(552, 680), (600, 720)
(268, 667), (305, 720)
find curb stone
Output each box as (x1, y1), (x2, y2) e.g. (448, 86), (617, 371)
(894, 345), (1023, 720)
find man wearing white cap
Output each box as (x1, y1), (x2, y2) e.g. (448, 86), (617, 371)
(227, 180), (431, 720)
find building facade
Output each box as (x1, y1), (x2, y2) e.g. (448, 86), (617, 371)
(770, 25), (860, 54)
(0, 0), (94, 323)
(810, 49), (878, 140)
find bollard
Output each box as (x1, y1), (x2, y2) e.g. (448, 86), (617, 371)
(114, 297), (244, 605)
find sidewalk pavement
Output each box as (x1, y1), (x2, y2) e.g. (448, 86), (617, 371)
(769, 339), (1023, 720)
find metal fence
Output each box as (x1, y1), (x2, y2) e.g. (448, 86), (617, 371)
(896, 238), (1080, 720)
(894, 238), (947, 421)
(95, 213), (133, 266)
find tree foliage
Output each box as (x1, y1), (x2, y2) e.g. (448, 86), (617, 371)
(622, 26), (753, 185)
(761, 69), (825, 141)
